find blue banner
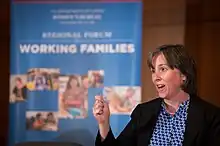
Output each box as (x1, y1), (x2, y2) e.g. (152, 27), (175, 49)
(9, 0), (143, 146)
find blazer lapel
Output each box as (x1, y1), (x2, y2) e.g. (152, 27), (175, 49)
(137, 98), (162, 146)
(183, 96), (203, 146)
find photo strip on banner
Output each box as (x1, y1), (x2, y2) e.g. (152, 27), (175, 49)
(26, 68), (60, 91)
(26, 111), (58, 131)
(103, 86), (141, 115)
(10, 74), (28, 103)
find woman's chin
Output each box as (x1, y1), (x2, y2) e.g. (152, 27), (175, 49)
(158, 93), (167, 99)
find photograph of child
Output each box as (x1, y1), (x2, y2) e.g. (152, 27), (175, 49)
(26, 111), (58, 131)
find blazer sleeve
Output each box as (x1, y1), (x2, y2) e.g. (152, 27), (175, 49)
(207, 108), (220, 146)
(95, 104), (141, 146)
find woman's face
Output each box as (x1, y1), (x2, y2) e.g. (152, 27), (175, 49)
(151, 53), (186, 99)
(16, 80), (22, 87)
(70, 78), (78, 88)
(94, 73), (101, 82)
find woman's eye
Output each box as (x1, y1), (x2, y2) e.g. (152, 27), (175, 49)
(160, 67), (167, 72)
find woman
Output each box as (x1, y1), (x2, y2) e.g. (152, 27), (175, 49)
(63, 75), (81, 107)
(12, 77), (27, 101)
(93, 44), (220, 146)
(63, 75), (84, 117)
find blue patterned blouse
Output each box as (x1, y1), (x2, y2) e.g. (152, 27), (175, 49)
(149, 99), (190, 146)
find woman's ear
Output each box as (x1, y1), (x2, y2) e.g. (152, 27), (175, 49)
(181, 74), (186, 82)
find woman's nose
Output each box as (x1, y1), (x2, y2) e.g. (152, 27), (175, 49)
(153, 72), (162, 82)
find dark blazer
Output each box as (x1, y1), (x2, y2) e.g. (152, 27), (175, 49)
(95, 95), (220, 146)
